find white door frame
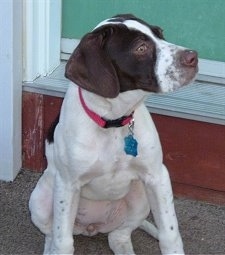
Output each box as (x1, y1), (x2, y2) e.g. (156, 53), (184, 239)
(23, 0), (62, 82)
(0, 0), (23, 181)
(0, 0), (61, 181)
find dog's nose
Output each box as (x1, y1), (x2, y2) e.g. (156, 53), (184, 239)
(180, 50), (198, 67)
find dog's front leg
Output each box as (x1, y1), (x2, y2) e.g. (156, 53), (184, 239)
(142, 164), (184, 255)
(47, 172), (80, 255)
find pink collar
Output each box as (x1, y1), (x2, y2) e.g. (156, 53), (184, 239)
(78, 87), (133, 128)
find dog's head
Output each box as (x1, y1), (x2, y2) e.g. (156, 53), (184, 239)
(65, 14), (198, 98)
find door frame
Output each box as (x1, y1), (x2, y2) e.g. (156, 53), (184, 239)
(0, 0), (61, 181)
(0, 0), (23, 181)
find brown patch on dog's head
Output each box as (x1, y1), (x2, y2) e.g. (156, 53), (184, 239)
(65, 23), (159, 98)
(65, 26), (120, 98)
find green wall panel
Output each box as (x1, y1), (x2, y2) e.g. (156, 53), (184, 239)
(62, 0), (225, 62)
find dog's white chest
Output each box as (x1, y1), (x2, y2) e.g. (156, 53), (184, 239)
(81, 166), (138, 201)
(79, 130), (140, 200)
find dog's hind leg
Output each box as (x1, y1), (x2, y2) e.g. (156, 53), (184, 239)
(29, 168), (54, 254)
(29, 142), (59, 253)
(139, 220), (159, 240)
(108, 227), (135, 255)
(108, 180), (150, 254)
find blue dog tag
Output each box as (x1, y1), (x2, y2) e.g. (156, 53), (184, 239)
(124, 134), (138, 157)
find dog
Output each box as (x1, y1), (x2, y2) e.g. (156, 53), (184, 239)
(29, 14), (198, 254)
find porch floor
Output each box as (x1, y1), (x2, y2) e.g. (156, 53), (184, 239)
(1, 169), (225, 254)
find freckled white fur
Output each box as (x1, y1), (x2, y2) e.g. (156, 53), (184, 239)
(27, 16), (197, 255)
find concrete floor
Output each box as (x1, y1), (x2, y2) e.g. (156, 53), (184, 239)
(1, 169), (225, 254)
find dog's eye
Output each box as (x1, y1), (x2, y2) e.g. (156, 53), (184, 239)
(136, 44), (148, 54)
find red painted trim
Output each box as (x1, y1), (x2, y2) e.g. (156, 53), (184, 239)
(22, 92), (46, 171)
(152, 114), (225, 193)
(172, 182), (225, 205)
(22, 92), (63, 171)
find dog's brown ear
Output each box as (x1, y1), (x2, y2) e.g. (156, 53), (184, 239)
(65, 26), (120, 98)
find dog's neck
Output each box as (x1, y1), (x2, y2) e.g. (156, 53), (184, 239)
(78, 87), (134, 128)
(79, 87), (148, 120)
